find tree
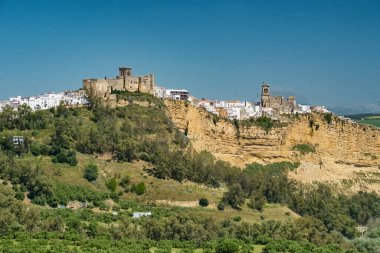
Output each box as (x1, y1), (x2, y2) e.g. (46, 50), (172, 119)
(83, 164), (98, 182)
(84, 86), (103, 111)
(248, 193), (267, 212)
(199, 198), (209, 207)
(222, 183), (246, 209)
(215, 239), (240, 253)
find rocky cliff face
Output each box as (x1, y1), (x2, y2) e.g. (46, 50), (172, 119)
(165, 100), (380, 168)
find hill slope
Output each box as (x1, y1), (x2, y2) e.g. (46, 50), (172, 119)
(1, 93), (380, 252)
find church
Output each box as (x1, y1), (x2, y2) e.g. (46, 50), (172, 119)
(261, 83), (297, 114)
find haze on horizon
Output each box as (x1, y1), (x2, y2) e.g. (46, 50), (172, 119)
(0, 0), (379, 114)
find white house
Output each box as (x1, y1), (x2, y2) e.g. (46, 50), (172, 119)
(244, 105), (262, 118)
(153, 85), (166, 98)
(297, 104), (311, 114)
(132, 212), (152, 219)
(226, 100), (245, 108)
(227, 107), (242, 120)
(164, 89), (190, 101)
(312, 106), (330, 113)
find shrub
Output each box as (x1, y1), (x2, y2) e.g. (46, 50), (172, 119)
(215, 239), (240, 253)
(106, 178), (118, 192)
(131, 182), (146, 195)
(119, 175), (130, 188)
(309, 119), (315, 128)
(199, 198), (209, 207)
(292, 144), (316, 155)
(256, 116), (274, 133)
(15, 191), (25, 201)
(39, 144), (51, 156)
(217, 202), (225, 211)
(51, 148), (77, 166)
(233, 216), (241, 222)
(324, 113), (333, 124)
(247, 194), (266, 212)
(31, 144), (41, 156)
(83, 164), (98, 182)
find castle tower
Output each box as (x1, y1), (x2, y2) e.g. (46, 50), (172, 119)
(119, 67), (132, 90)
(119, 67), (132, 78)
(261, 82), (270, 107)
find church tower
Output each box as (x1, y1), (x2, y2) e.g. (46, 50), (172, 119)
(261, 82), (270, 107)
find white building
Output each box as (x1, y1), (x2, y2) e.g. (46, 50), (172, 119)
(244, 105), (262, 118)
(164, 89), (190, 101)
(3, 91), (87, 112)
(153, 85), (166, 98)
(226, 100), (245, 108)
(62, 91), (88, 106)
(214, 100), (227, 108)
(312, 105), (330, 113)
(132, 212), (152, 219)
(227, 107), (242, 120)
(297, 104), (311, 114)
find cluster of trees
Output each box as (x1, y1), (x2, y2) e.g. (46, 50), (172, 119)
(0, 104), (50, 131)
(144, 142), (380, 241)
(353, 219), (380, 252)
(0, 185), (358, 252)
(145, 144), (238, 187)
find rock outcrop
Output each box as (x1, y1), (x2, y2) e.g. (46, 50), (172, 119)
(165, 100), (380, 168)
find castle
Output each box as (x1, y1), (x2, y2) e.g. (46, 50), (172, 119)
(261, 82), (296, 114)
(83, 67), (155, 98)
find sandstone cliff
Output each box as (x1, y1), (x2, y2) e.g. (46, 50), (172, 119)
(165, 100), (380, 169)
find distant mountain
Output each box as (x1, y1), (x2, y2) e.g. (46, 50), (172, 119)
(328, 102), (380, 115)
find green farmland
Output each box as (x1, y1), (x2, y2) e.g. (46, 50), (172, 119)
(347, 114), (380, 128)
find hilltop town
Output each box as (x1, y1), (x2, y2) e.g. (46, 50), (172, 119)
(0, 66), (331, 121)
(1, 67), (380, 253)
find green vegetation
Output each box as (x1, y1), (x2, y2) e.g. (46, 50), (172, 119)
(292, 143), (316, 155)
(358, 119), (380, 128)
(199, 198), (209, 207)
(1, 94), (380, 252)
(112, 89), (165, 107)
(347, 113), (380, 128)
(131, 182), (146, 195)
(240, 116), (283, 133)
(324, 113), (333, 124)
(83, 164), (98, 182)
(105, 178), (118, 192)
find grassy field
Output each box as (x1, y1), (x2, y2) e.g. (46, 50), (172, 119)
(358, 118), (380, 128)
(347, 114), (380, 128)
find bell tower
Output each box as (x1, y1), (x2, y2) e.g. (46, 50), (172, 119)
(261, 82), (270, 107)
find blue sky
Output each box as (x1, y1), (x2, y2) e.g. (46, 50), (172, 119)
(1, 0), (379, 113)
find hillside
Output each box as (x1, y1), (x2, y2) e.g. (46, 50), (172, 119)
(165, 100), (380, 193)
(1, 93), (380, 252)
